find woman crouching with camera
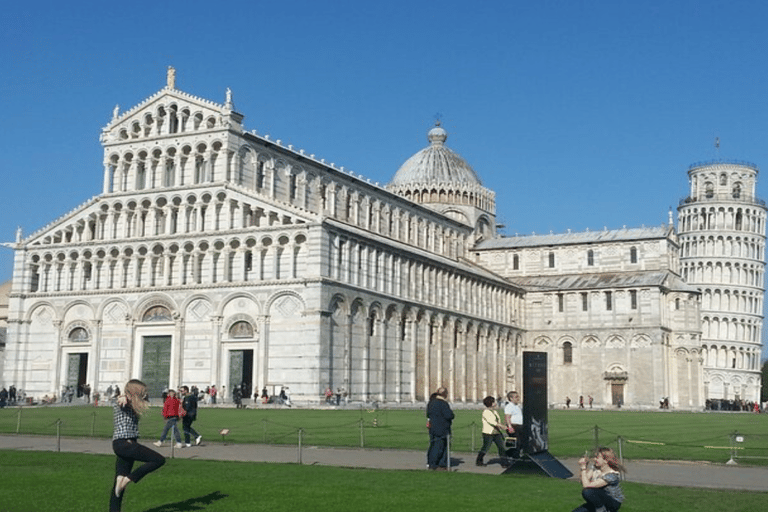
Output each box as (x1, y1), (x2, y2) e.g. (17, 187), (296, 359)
(572, 446), (625, 512)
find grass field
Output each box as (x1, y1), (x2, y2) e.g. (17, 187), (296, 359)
(2, 449), (767, 512)
(2, 404), (766, 464)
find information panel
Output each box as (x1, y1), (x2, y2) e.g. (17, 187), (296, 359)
(523, 351), (548, 454)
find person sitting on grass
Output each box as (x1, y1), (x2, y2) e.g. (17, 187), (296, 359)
(572, 446), (625, 512)
(153, 389), (183, 448)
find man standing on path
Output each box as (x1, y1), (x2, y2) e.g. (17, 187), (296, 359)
(179, 386), (202, 447)
(426, 387), (454, 470)
(504, 391), (524, 459)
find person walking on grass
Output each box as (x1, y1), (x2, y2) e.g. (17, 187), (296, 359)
(180, 385), (202, 447)
(110, 379), (165, 512)
(153, 389), (183, 448)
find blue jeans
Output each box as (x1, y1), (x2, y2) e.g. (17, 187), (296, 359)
(572, 487), (622, 512)
(110, 438), (165, 512)
(159, 417), (181, 443)
(427, 433), (449, 468)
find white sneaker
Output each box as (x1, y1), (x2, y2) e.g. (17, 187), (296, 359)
(195, 435), (202, 446)
(175, 442), (183, 449)
(153, 441), (163, 447)
(185, 443), (192, 447)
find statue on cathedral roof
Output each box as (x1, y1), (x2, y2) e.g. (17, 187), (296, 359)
(167, 66), (176, 89)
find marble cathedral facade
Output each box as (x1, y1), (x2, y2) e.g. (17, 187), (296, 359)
(2, 71), (764, 408)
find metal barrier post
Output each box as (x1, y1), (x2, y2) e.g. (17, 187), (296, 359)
(617, 436), (624, 468)
(470, 422), (476, 453)
(360, 419), (365, 448)
(16, 406), (22, 434)
(447, 434), (451, 471)
(298, 428), (304, 464)
(594, 425), (600, 449)
(56, 419), (61, 452)
(726, 431), (738, 465)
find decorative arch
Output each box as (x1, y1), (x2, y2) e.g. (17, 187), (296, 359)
(64, 321), (92, 344)
(136, 296), (176, 322)
(224, 314), (258, 340)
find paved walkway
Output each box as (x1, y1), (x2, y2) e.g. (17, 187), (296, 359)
(1, 434), (766, 491)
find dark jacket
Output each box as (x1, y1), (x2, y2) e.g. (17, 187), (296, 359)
(426, 396), (454, 436)
(181, 393), (198, 420)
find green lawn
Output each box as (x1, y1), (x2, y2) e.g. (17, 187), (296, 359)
(2, 450), (766, 512)
(2, 404), (767, 464)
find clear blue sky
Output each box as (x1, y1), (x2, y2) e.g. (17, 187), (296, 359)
(2, 1), (767, 353)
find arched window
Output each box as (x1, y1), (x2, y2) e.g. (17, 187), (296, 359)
(732, 183), (742, 199)
(69, 327), (89, 343)
(563, 341), (573, 364)
(513, 254), (519, 270)
(587, 249), (594, 266)
(705, 182), (714, 199)
(630, 246), (638, 263)
(229, 321), (254, 338)
(143, 305), (172, 322)
(548, 252), (555, 268)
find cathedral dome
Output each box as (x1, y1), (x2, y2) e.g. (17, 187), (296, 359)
(389, 123), (482, 187)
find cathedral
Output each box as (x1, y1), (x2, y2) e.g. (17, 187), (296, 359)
(2, 69), (764, 409)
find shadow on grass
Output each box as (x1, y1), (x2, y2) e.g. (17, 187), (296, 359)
(143, 491), (228, 511)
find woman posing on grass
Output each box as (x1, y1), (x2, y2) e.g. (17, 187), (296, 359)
(572, 446), (625, 512)
(110, 379), (166, 512)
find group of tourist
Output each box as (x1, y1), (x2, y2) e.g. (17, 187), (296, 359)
(108, 377), (625, 511)
(0, 385), (22, 407)
(426, 385), (624, 511)
(565, 395), (594, 409)
(705, 398), (762, 412)
(323, 386), (348, 405)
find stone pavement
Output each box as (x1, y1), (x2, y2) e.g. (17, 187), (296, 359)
(1, 434), (766, 491)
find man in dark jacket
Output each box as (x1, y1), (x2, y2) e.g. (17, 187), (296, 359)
(426, 387), (454, 470)
(180, 386), (202, 447)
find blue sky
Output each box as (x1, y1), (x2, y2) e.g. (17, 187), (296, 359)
(2, 1), (767, 352)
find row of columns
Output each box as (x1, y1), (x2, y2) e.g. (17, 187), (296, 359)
(328, 234), (520, 325)
(105, 151), (220, 194)
(679, 236), (764, 260)
(29, 242), (303, 293)
(678, 207), (764, 233)
(681, 262), (764, 287)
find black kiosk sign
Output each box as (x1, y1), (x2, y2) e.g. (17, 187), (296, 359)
(505, 351), (572, 479)
(523, 351), (549, 454)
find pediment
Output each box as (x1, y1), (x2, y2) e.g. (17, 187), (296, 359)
(101, 87), (243, 145)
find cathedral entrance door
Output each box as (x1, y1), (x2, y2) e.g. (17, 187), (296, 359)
(611, 383), (624, 407)
(228, 349), (254, 402)
(142, 336), (172, 400)
(66, 353), (88, 397)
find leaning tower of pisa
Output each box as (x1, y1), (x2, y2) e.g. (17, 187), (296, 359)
(678, 161), (767, 404)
